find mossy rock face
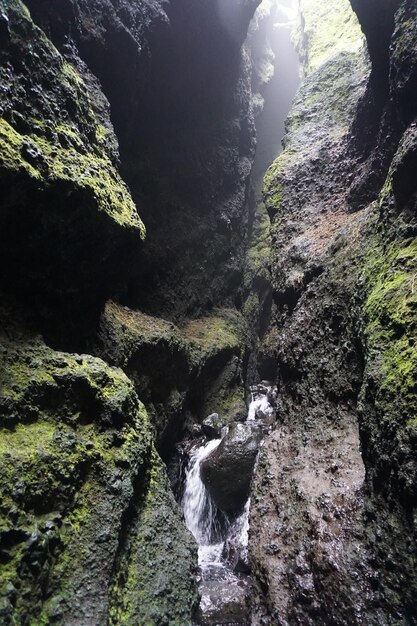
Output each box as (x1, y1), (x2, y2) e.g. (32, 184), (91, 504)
(346, 0), (415, 209)
(182, 309), (249, 424)
(109, 450), (198, 626)
(17, 0), (260, 326)
(0, 320), (197, 625)
(0, 331), (150, 624)
(96, 301), (190, 454)
(298, 0), (364, 73)
(262, 3), (367, 312)
(358, 123), (417, 512)
(250, 0), (417, 623)
(0, 0), (144, 344)
(361, 227), (417, 501)
(96, 302), (249, 456)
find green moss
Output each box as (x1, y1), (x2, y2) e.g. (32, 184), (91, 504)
(0, 333), (152, 624)
(245, 202), (271, 281)
(2, 0), (30, 18)
(0, 0), (145, 237)
(0, 119), (144, 234)
(103, 301), (184, 352)
(0, 119), (41, 179)
(299, 0), (364, 73)
(215, 388), (247, 420)
(363, 236), (417, 400)
(243, 292), (261, 326)
(102, 303), (248, 368)
(109, 448), (197, 626)
(263, 159), (284, 214)
(182, 308), (247, 361)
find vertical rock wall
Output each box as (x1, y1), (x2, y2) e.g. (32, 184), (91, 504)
(0, 0), (264, 623)
(250, 0), (417, 623)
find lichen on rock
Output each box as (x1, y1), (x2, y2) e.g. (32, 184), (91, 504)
(0, 309), (197, 625)
(96, 302), (249, 456)
(0, 0), (145, 345)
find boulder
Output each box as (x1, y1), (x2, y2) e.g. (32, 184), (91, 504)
(197, 579), (249, 626)
(200, 423), (262, 512)
(201, 413), (226, 439)
(0, 318), (197, 625)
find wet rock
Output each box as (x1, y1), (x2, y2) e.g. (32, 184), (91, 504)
(250, 0), (417, 623)
(197, 578), (249, 626)
(0, 318), (197, 625)
(202, 413), (225, 439)
(96, 302), (248, 459)
(223, 537), (251, 574)
(201, 423), (262, 512)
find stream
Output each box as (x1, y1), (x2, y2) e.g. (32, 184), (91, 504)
(182, 385), (275, 626)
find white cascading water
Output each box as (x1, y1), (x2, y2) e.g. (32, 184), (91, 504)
(182, 438), (222, 549)
(181, 386), (275, 624)
(247, 392), (274, 421)
(182, 388), (275, 577)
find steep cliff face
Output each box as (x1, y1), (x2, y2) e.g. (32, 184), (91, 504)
(0, 0), (145, 347)
(0, 298), (197, 626)
(2, 0), (417, 623)
(347, 0), (415, 209)
(250, 0), (417, 623)
(24, 0), (260, 323)
(0, 0), (264, 623)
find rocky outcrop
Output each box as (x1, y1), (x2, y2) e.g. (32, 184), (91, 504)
(0, 303), (197, 625)
(95, 301), (249, 458)
(202, 413), (226, 439)
(201, 422), (261, 512)
(23, 0), (262, 323)
(249, 0), (417, 623)
(4, 0), (417, 622)
(0, 0), (266, 621)
(0, 0), (145, 347)
(347, 0), (417, 208)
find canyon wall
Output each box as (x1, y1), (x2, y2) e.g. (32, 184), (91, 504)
(250, 0), (417, 624)
(1, 0), (417, 623)
(0, 0), (263, 623)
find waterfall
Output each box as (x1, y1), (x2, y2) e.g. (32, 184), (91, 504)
(182, 438), (222, 547)
(182, 429), (252, 574)
(181, 385), (276, 624)
(248, 392), (274, 421)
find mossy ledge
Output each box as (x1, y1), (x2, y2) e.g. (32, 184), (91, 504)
(0, 0), (145, 345)
(0, 0), (144, 234)
(96, 302), (250, 457)
(0, 320), (197, 625)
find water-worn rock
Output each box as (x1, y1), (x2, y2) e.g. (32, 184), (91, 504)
(223, 533), (251, 574)
(250, 0), (417, 623)
(202, 413), (226, 439)
(201, 423), (262, 512)
(197, 579), (249, 626)
(0, 309), (197, 625)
